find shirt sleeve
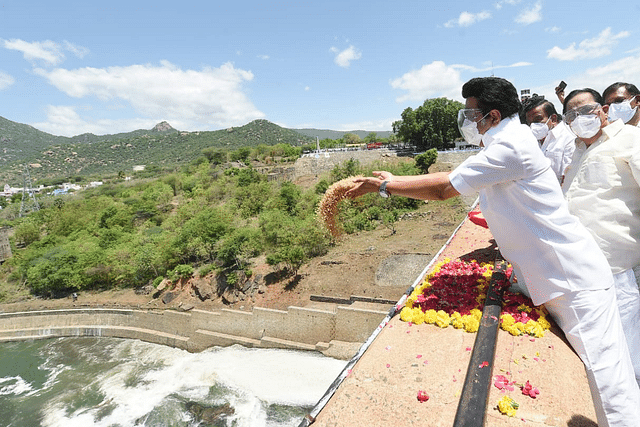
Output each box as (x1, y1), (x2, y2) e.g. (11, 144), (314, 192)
(448, 140), (527, 194)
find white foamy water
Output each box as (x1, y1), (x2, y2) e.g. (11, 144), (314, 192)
(0, 376), (34, 396)
(27, 339), (347, 427)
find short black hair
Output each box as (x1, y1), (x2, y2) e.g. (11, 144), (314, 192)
(520, 94), (561, 124)
(602, 82), (640, 103)
(461, 77), (521, 119)
(563, 88), (603, 113)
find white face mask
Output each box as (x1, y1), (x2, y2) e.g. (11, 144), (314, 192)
(570, 114), (602, 139)
(530, 118), (550, 141)
(458, 112), (489, 146)
(607, 98), (638, 123)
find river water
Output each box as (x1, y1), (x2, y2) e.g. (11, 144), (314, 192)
(0, 337), (347, 427)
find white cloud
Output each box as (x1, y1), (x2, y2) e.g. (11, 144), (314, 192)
(580, 53), (640, 86)
(529, 53), (640, 106)
(390, 60), (533, 103)
(2, 39), (64, 65)
(304, 86), (310, 91)
(1, 38), (89, 66)
(63, 41), (90, 59)
(32, 60), (264, 135)
(444, 11), (491, 28)
(257, 54), (270, 60)
(547, 27), (630, 61)
(0, 71), (15, 89)
(390, 61), (464, 103)
(495, 0), (521, 10)
(545, 26), (561, 33)
(514, 1), (542, 25)
(330, 45), (362, 68)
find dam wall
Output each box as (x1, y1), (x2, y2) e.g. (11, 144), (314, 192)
(294, 148), (478, 178)
(0, 304), (389, 359)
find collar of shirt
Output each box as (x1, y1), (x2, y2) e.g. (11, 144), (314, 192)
(601, 116), (625, 140)
(574, 121), (618, 152)
(481, 115), (519, 147)
(575, 118), (623, 152)
(542, 121), (573, 150)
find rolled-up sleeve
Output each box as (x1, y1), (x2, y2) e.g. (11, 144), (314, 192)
(449, 168), (476, 195)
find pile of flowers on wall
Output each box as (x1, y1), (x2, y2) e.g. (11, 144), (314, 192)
(399, 258), (551, 338)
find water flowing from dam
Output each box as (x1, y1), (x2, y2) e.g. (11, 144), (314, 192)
(0, 337), (347, 426)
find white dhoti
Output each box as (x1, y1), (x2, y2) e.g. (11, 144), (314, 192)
(545, 286), (640, 427)
(613, 269), (640, 388)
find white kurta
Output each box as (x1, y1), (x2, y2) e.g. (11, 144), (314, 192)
(449, 116), (611, 306)
(448, 115), (640, 426)
(540, 121), (576, 182)
(562, 119), (640, 275)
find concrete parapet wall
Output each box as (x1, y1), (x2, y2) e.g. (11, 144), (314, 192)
(335, 306), (389, 343)
(295, 149), (396, 178)
(0, 304), (388, 359)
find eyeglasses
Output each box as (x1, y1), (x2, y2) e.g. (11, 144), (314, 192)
(563, 103), (600, 124)
(458, 109), (485, 122)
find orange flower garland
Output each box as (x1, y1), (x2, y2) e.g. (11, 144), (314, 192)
(400, 258), (551, 338)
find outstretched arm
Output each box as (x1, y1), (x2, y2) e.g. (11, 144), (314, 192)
(345, 171), (460, 201)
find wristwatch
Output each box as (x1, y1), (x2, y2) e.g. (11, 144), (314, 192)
(379, 181), (390, 198)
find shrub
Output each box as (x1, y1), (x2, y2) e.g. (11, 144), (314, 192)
(152, 276), (164, 288)
(414, 149), (438, 174)
(171, 264), (194, 280)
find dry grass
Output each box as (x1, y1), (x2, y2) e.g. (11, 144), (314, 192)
(317, 176), (361, 238)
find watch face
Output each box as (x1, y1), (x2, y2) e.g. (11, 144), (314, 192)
(379, 181), (389, 198)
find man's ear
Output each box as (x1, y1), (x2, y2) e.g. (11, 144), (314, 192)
(549, 114), (559, 125)
(600, 104), (610, 125)
(631, 95), (640, 108)
(488, 109), (502, 126)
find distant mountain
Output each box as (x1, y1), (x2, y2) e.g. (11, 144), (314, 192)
(0, 116), (394, 184)
(293, 128), (394, 140)
(0, 117), (315, 184)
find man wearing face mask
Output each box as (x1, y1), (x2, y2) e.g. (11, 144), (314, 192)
(602, 82), (640, 127)
(347, 77), (640, 426)
(561, 88), (640, 395)
(520, 95), (575, 182)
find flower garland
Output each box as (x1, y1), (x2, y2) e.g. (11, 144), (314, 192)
(399, 258), (551, 338)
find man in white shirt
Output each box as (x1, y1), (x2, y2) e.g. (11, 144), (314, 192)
(348, 77), (640, 426)
(602, 82), (640, 127)
(602, 83), (640, 286)
(520, 95), (575, 181)
(561, 88), (640, 393)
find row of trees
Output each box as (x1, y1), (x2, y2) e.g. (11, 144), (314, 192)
(0, 153), (433, 299)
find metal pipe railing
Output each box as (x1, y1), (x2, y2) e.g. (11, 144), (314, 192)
(453, 257), (507, 426)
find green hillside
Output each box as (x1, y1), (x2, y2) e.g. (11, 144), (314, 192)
(0, 118), (315, 184)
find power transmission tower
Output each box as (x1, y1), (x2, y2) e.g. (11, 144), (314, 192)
(19, 165), (40, 217)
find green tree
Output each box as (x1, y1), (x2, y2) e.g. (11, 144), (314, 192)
(364, 132), (378, 144)
(342, 133), (361, 145)
(173, 207), (232, 262)
(330, 158), (361, 182)
(202, 147), (227, 165)
(392, 97), (464, 151)
(414, 149), (438, 173)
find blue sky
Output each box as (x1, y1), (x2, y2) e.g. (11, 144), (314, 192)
(1, 0), (639, 137)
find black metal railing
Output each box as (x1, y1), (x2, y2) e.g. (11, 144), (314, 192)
(453, 257), (508, 426)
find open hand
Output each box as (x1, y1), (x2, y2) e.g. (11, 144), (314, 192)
(345, 171), (394, 199)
